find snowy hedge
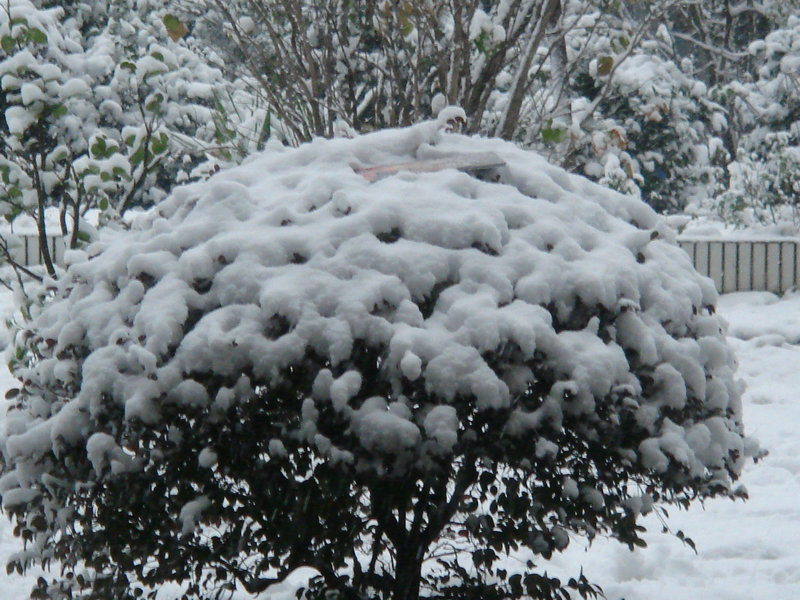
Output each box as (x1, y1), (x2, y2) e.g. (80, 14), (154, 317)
(0, 113), (756, 599)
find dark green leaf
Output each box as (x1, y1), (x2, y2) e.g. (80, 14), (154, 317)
(27, 28), (47, 44)
(541, 126), (566, 144)
(1, 35), (15, 53)
(257, 110), (271, 150)
(597, 55), (614, 76)
(163, 14), (189, 41)
(145, 93), (164, 113)
(90, 138), (107, 158)
(150, 132), (169, 154)
(130, 148), (145, 166)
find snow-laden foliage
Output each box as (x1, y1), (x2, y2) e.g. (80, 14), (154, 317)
(0, 115), (756, 599)
(184, 0), (800, 219)
(188, 0), (546, 141)
(650, 0), (800, 222)
(0, 0), (263, 275)
(713, 13), (800, 226)
(186, 0), (659, 144)
(573, 51), (728, 211)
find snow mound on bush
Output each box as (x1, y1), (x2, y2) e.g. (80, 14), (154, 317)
(2, 116), (751, 512)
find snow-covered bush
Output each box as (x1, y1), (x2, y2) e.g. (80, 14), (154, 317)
(716, 135), (800, 227)
(0, 0), (263, 276)
(0, 115), (756, 599)
(569, 50), (728, 212)
(713, 13), (800, 226)
(0, 0), (100, 274)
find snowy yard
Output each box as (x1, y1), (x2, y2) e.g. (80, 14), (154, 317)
(0, 287), (797, 598)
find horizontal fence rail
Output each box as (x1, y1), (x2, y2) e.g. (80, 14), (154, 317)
(4, 233), (800, 294)
(678, 238), (800, 294)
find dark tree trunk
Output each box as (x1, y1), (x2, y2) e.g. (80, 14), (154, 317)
(393, 545), (422, 600)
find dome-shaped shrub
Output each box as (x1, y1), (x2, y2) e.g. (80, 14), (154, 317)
(0, 113), (755, 600)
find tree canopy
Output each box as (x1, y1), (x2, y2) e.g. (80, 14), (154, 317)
(0, 116), (756, 599)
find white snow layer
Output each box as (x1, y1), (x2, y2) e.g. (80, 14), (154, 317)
(2, 116), (750, 551)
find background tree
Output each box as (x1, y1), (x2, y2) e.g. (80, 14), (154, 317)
(0, 0), (264, 282)
(715, 12), (800, 225)
(181, 0), (768, 213)
(183, 0), (686, 143)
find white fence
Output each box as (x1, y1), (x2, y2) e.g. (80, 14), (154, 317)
(4, 234), (67, 269)
(678, 238), (800, 294)
(6, 234), (800, 294)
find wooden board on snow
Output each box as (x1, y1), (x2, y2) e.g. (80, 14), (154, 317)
(354, 152), (505, 182)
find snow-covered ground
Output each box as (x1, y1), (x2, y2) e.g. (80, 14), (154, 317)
(0, 289), (798, 598)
